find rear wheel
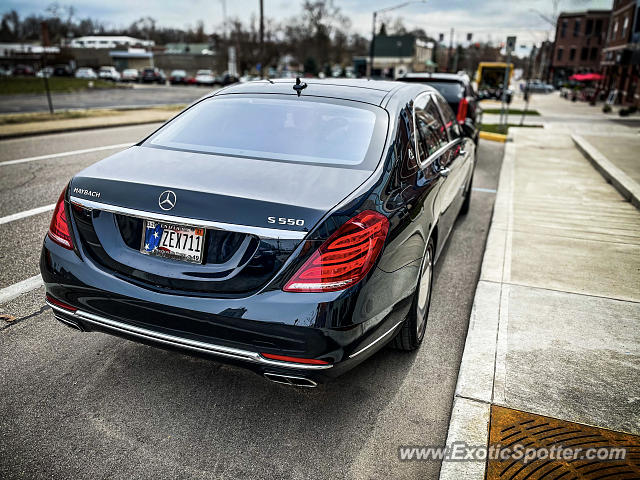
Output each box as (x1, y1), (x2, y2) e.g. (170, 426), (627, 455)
(392, 238), (434, 351)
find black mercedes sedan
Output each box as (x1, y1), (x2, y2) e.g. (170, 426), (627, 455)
(41, 79), (475, 387)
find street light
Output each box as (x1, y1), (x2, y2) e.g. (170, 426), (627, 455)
(369, 0), (428, 78)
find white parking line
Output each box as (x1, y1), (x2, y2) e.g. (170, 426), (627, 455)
(0, 143), (132, 167)
(0, 274), (43, 305)
(0, 204), (55, 226)
(472, 187), (497, 193)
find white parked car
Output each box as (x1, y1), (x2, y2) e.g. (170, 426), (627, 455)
(121, 68), (139, 82)
(36, 66), (54, 78)
(195, 69), (215, 86)
(98, 66), (120, 81)
(75, 67), (97, 79)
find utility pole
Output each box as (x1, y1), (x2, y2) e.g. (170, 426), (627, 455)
(520, 45), (536, 126)
(40, 21), (53, 114)
(369, 11), (377, 77)
(448, 27), (454, 72)
(500, 36), (516, 130)
(259, 0), (264, 78)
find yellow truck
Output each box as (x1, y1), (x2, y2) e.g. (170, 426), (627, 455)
(475, 62), (514, 102)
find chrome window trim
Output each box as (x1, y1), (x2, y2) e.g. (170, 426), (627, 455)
(69, 196), (307, 240)
(46, 301), (332, 370)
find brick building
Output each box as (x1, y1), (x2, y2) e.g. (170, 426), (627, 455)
(549, 9), (611, 85)
(600, 0), (640, 105)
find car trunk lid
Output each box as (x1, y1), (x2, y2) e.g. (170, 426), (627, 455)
(69, 146), (372, 295)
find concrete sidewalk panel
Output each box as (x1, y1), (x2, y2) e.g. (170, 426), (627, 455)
(495, 284), (640, 436)
(509, 230), (640, 302)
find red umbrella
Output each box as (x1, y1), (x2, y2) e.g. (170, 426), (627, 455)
(569, 73), (603, 82)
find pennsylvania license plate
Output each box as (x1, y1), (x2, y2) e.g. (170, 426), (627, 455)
(140, 221), (205, 264)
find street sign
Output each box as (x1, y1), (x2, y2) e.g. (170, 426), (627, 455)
(506, 36), (516, 54)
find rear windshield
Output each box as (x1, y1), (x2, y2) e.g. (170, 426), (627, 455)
(146, 96), (378, 166)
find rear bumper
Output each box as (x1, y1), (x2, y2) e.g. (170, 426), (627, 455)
(47, 300), (335, 371)
(41, 236), (416, 383)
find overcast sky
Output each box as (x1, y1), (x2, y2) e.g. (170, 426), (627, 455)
(5, 0), (613, 47)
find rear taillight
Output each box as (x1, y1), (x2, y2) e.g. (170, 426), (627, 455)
(48, 188), (73, 250)
(457, 98), (469, 123)
(283, 210), (389, 293)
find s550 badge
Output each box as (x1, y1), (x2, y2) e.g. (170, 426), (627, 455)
(268, 217), (305, 227)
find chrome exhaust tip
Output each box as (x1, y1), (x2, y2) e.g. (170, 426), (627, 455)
(264, 372), (318, 388)
(54, 314), (84, 332)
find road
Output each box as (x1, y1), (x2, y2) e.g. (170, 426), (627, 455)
(0, 85), (211, 113)
(0, 125), (504, 480)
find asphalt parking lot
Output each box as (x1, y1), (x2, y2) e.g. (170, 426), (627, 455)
(0, 84), (212, 113)
(0, 126), (504, 479)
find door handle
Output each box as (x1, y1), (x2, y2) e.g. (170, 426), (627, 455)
(439, 167), (451, 177)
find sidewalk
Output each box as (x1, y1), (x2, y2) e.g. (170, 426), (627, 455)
(482, 92), (640, 125)
(0, 107), (181, 139)
(440, 127), (640, 479)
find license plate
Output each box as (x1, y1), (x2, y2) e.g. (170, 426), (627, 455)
(140, 221), (205, 264)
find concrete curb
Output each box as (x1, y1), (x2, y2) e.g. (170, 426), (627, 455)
(572, 134), (640, 210)
(479, 131), (507, 143)
(438, 132), (516, 480)
(0, 119), (166, 140)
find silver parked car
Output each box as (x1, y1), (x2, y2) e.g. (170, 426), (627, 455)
(75, 68), (97, 79)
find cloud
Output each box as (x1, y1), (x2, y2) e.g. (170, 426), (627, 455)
(2, 0), (612, 43)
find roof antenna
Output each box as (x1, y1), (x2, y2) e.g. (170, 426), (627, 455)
(293, 77), (307, 97)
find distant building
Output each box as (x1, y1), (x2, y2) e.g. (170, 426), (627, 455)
(550, 9), (611, 85)
(531, 40), (554, 81)
(69, 36), (154, 49)
(600, 0), (640, 105)
(0, 43), (59, 56)
(356, 34), (435, 78)
(110, 49), (153, 70)
(164, 43), (214, 55)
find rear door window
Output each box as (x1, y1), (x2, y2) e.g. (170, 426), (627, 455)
(434, 94), (461, 141)
(414, 94), (448, 162)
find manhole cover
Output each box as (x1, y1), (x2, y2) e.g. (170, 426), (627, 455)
(486, 405), (640, 479)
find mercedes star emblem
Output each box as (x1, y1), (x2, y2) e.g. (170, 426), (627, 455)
(158, 190), (177, 211)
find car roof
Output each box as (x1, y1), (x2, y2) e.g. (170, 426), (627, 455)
(401, 72), (468, 83)
(215, 78), (433, 106)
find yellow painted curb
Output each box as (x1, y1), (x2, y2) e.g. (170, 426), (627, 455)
(479, 131), (507, 143)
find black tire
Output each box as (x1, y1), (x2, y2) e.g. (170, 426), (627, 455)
(392, 238), (434, 351)
(459, 175), (473, 216)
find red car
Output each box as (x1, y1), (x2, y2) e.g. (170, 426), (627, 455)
(12, 64), (35, 76)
